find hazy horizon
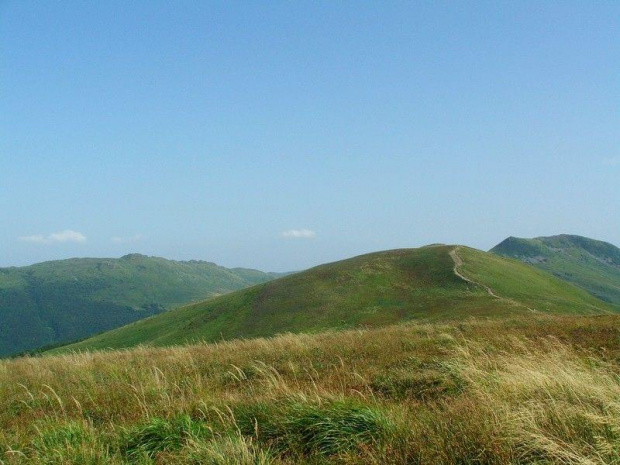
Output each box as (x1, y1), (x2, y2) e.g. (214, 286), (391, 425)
(2, 1), (619, 271)
(2, 233), (619, 274)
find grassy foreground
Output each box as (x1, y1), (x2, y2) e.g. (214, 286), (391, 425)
(2, 315), (620, 464)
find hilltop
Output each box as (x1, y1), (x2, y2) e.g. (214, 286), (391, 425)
(491, 234), (620, 305)
(55, 245), (614, 353)
(0, 254), (281, 356)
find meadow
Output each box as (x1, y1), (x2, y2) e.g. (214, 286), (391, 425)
(2, 314), (619, 464)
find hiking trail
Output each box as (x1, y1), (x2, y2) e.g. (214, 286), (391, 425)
(450, 246), (538, 313)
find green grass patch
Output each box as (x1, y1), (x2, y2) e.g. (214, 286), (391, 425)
(122, 414), (211, 459)
(235, 398), (392, 458)
(29, 421), (114, 464)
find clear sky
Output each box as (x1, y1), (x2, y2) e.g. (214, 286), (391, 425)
(1, 1), (619, 272)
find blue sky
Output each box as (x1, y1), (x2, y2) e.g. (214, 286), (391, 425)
(1, 1), (619, 271)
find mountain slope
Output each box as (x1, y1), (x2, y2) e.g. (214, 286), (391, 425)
(0, 254), (281, 356)
(491, 235), (620, 305)
(54, 245), (614, 353)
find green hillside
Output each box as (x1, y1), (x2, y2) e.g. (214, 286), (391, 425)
(491, 234), (620, 305)
(55, 245), (614, 353)
(0, 254), (281, 356)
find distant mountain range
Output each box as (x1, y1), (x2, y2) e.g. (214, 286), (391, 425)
(491, 234), (620, 306)
(53, 245), (614, 354)
(5, 234), (620, 357)
(0, 254), (282, 356)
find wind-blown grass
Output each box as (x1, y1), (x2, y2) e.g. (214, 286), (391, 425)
(234, 398), (390, 456)
(1, 314), (620, 463)
(457, 337), (620, 463)
(122, 414), (212, 459)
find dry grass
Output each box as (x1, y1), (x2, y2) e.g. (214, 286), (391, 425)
(457, 337), (620, 464)
(1, 314), (620, 464)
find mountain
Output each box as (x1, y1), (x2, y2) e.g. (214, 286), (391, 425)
(0, 254), (281, 356)
(491, 235), (620, 305)
(53, 245), (614, 353)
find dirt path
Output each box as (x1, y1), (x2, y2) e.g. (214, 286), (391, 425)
(450, 246), (538, 313)
(449, 246), (500, 298)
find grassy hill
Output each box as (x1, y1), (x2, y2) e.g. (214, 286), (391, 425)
(491, 234), (620, 305)
(55, 245), (614, 353)
(0, 254), (281, 356)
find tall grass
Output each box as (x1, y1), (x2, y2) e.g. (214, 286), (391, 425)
(457, 337), (620, 464)
(1, 315), (619, 463)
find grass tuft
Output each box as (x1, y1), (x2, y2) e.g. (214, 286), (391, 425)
(122, 414), (211, 459)
(29, 420), (114, 464)
(285, 400), (390, 456)
(236, 398), (390, 457)
(182, 433), (275, 465)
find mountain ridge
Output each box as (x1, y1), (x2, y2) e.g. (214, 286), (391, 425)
(490, 234), (620, 305)
(0, 254), (282, 356)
